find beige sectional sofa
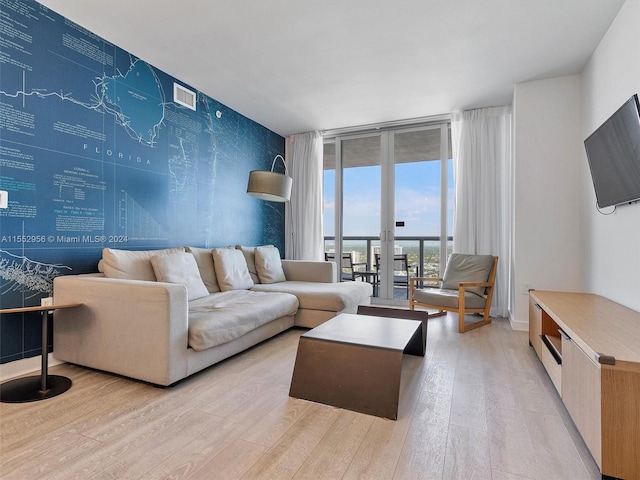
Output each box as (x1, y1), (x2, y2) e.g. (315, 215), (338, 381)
(52, 245), (372, 386)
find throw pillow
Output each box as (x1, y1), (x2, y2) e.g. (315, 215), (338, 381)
(212, 247), (254, 291)
(254, 246), (286, 284)
(185, 246), (221, 293)
(101, 247), (185, 281)
(150, 252), (209, 301)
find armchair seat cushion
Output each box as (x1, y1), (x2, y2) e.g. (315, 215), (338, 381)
(412, 288), (487, 310)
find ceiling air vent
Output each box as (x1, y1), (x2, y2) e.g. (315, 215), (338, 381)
(173, 83), (196, 111)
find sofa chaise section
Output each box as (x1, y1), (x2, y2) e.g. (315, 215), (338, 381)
(252, 278), (372, 328)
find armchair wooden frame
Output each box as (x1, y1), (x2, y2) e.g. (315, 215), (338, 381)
(409, 256), (498, 333)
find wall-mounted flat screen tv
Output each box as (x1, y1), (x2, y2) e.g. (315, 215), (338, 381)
(584, 94), (640, 209)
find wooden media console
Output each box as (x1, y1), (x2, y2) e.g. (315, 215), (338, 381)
(529, 290), (640, 480)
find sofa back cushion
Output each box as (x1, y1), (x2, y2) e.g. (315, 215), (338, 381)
(254, 246), (286, 284)
(100, 247), (185, 281)
(212, 247), (254, 291)
(236, 244), (272, 284)
(185, 246), (221, 293)
(150, 252), (209, 301)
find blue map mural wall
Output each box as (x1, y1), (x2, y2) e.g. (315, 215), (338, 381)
(0, 0), (286, 364)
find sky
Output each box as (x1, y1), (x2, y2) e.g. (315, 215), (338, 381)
(324, 159), (454, 238)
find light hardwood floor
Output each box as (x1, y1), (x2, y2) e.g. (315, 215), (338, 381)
(0, 314), (601, 480)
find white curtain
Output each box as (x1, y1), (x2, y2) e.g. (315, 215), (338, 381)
(285, 131), (324, 260)
(451, 106), (512, 317)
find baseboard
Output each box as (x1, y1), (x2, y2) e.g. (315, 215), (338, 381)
(0, 354), (64, 382)
(509, 313), (528, 332)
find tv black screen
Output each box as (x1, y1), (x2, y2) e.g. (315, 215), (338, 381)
(584, 94), (640, 209)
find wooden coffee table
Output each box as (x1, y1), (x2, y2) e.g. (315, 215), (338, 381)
(289, 312), (425, 420)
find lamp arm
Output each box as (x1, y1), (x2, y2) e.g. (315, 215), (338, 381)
(270, 154), (288, 174)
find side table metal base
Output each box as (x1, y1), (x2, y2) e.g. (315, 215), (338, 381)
(1, 303), (81, 404)
(0, 375), (72, 403)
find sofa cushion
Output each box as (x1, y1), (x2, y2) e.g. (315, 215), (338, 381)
(254, 246), (286, 284)
(150, 252), (209, 301)
(251, 280), (372, 312)
(185, 246), (221, 293)
(212, 247), (254, 291)
(187, 290), (299, 351)
(442, 254), (494, 296)
(100, 247), (185, 281)
(236, 244), (272, 284)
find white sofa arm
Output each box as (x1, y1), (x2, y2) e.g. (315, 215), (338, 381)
(53, 275), (189, 386)
(281, 260), (336, 283)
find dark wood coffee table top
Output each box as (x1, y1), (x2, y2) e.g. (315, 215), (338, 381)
(301, 313), (423, 351)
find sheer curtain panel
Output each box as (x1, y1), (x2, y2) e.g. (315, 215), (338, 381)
(285, 131), (324, 260)
(451, 106), (512, 317)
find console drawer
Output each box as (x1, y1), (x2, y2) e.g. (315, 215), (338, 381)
(541, 341), (562, 395)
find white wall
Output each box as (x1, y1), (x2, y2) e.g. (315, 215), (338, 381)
(511, 75), (583, 329)
(581, 0), (640, 312)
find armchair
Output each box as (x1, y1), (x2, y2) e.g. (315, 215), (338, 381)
(409, 254), (498, 333)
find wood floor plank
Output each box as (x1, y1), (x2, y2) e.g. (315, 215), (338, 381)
(392, 388), (452, 480)
(491, 470), (536, 480)
(0, 366), (149, 451)
(523, 410), (598, 480)
(88, 408), (221, 480)
(0, 430), (102, 479)
(239, 403), (340, 480)
(486, 406), (543, 479)
(292, 409), (374, 479)
(442, 424), (492, 480)
(139, 383), (291, 480)
(341, 416), (410, 480)
(483, 366), (522, 413)
(449, 345), (488, 433)
(239, 397), (312, 448)
(48, 408), (221, 480)
(187, 439), (268, 480)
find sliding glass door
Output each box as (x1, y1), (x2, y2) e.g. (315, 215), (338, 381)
(324, 121), (452, 304)
(323, 133), (381, 290)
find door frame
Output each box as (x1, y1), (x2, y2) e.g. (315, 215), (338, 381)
(324, 117), (452, 304)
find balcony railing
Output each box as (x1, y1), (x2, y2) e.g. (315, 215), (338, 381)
(324, 235), (453, 298)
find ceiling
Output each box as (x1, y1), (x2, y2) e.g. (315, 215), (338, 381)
(38, 0), (625, 137)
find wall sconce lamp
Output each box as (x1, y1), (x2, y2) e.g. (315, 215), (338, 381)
(246, 154), (292, 202)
